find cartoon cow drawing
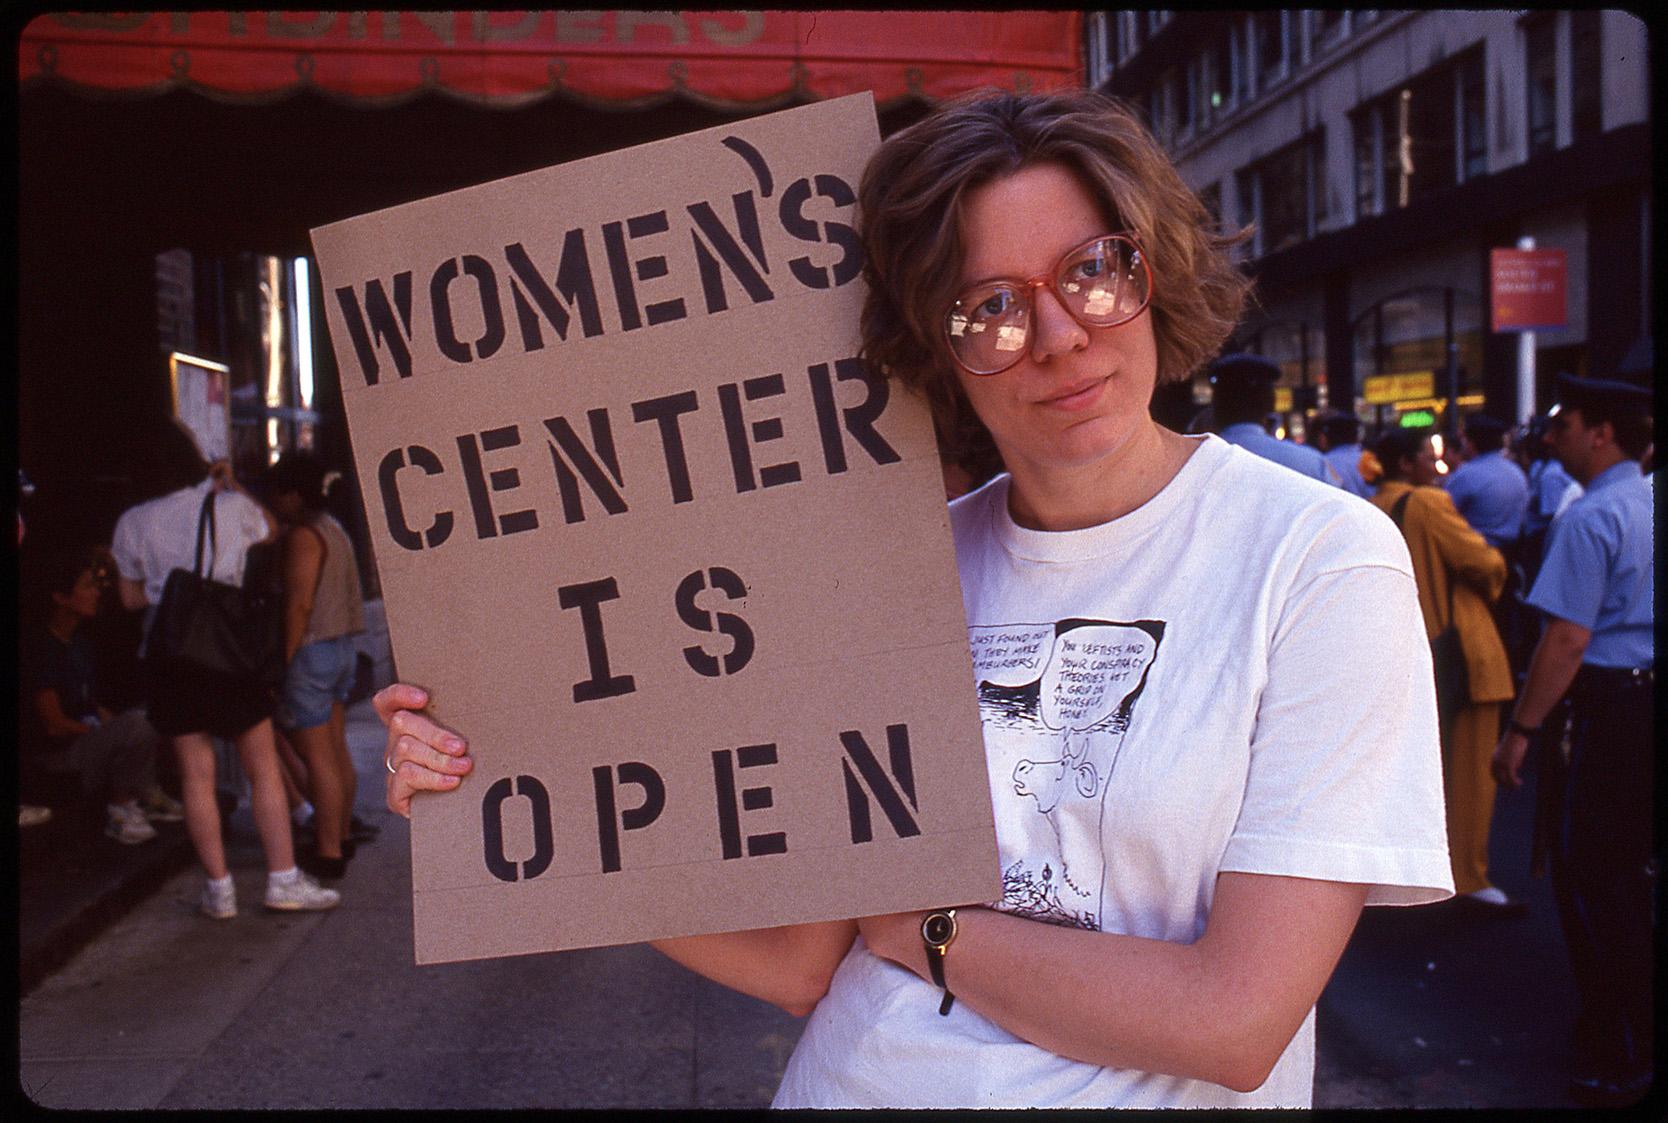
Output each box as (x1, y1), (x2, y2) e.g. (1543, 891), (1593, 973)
(990, 620), (1162, 929)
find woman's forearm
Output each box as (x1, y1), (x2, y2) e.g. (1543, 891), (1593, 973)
(651, 919), (858, 1017)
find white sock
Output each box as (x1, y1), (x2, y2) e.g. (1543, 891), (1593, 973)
(268, 866), (302, 887)
(207, 873), (233, 892)
(108, 801), (139, 819)
(292, 801), (314, 826)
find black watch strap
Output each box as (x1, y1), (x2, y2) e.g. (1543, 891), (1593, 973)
(921, 909), (958, 1016)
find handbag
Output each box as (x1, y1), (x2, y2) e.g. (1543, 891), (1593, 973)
(1389, 491), (1471, 727)
(148, 490), (285, 690)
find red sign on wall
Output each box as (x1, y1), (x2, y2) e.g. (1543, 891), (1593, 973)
(1490, 248), (1568, 331)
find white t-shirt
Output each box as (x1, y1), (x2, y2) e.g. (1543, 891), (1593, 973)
(111, 480), (271, 604)
(773, 435), (1452, 1109)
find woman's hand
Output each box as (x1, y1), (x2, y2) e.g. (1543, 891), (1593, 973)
(856, 909), (937, 981)
(373, 683), (473, 818)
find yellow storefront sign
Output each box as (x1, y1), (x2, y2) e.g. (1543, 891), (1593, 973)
(1362, 370), (1436, 404)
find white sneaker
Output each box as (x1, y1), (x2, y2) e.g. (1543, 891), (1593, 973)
(20, 804), (53, 828)
(264, 871), (341, 912)
(106, 803), (158, 845)
(200, 878), (237, 920)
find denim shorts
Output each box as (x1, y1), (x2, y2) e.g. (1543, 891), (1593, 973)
(280, 635), (357, 730)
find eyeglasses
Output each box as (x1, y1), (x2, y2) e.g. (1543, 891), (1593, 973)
(943, 234), (1153, 377)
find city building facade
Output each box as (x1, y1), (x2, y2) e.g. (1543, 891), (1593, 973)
(1088, 10), (1651, 439)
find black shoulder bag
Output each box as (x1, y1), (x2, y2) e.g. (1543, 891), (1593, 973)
(149, 490), (285, 690)
(1390, 490), (1470, 732)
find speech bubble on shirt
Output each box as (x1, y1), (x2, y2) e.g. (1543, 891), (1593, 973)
(1038, 623), (1158, 733)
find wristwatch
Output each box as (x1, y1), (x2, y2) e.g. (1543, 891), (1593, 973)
(1507, 717), (1541, 737)
(921, 909), (958, 1016)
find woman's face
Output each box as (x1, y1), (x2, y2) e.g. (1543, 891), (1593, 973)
(948, 161), (1161, 478)
(1406, 439), (1441, 487)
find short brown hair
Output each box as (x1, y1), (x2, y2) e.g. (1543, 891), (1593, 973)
(858, 90), (1251, 474)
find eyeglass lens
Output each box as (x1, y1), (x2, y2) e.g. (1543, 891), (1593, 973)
(945, 237), (1149, 375)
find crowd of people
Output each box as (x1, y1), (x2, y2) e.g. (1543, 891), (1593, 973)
(20, 424), (376, 919)
(1187, 355), (1654, 1107)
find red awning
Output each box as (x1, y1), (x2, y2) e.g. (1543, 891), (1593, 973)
(19, 11), (1082, 110)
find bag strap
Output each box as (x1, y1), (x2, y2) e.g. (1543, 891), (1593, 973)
(192, 489), (219, 578)
(1387, 488), (1457, 627)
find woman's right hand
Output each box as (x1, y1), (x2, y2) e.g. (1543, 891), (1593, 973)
(373, 683), (473, 818)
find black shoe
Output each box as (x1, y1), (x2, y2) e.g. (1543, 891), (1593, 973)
(298, 849), (348, 881)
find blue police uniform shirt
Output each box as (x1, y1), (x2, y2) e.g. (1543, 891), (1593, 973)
(1323, 442), (1373, 498)
(1444, 449), (1529, 548)
(1524, 457), (1578, 538)
(1218, 423), (1340, 485)
(1526, 459), (1654, 669)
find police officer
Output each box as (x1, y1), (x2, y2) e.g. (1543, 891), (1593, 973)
(1445, 414), (1530, 551)
(1207, 353), (1341, 485)
(1491, 373), (1654, 1108)
(1312, 409), (1374, 498)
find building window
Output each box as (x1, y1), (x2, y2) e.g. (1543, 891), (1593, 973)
(1182, 53), (1207, 136)
(1230, 19), (1252, 105)
(1197, 181), (1222, 231)
(1525, 16), (1557, 156)
(1570, 10), (1603, 141)
(1147, 11), (1171, 37)
(1116, 12), (1142, 64)
(1354, 106), (1383, 219)
(1207, 30), (1236, 119)
(1308, 10), (1347, 59)
(1235, 167), (1259, 257)
(1240, 132), (1326, 257)
(1252, 11), (1289, 92)
(1458, 51), (1486, 181)
(1353, 51), (1485, 216)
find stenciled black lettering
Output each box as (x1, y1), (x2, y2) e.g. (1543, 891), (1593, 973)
(631, 390), (700, 504)
(455, 425), (537, 539)
(557, 578), (637, 703)
(711, 743), (787, 860)
(841, 723), (921, 843)
(377, 445), (454, 551)
(602, 212), (686, 332)
(542, 409), (628, 524)
(430, 255), (506, 364)
(505, 233), (605, 350)
(675, 566), (755, 677)
(591, 761), (666, 874)
(778, 174), (862, 290)
(808, 357), (901, 473)
(717, 374), (801, 493)
(334, 272), (414, 386)
(687, 194), (773, 314)
(481, 774), (555, 882)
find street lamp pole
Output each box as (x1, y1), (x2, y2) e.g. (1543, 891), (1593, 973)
(1516, 235), (1537, 423)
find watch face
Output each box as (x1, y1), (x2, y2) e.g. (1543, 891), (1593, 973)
(923, 913), (954, 945)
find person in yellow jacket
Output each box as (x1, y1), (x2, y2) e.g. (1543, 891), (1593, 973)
(1366, 427), (1523, 911)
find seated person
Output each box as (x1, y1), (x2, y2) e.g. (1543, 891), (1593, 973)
(26, 546), (182, 843)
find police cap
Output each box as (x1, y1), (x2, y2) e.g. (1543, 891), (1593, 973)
(1207, 352), (1281, 387)
(1462, 414), (1510, 441)
(1552, 372), (1652, 419)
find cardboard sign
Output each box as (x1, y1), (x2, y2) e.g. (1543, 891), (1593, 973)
(310, 94), (1000, 964)
(1490, 247), (1567, 331)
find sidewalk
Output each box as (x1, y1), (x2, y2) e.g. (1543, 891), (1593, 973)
(18, 600), (397, 999)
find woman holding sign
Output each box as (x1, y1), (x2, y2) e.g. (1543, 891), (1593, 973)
(378, 90), (1450, 1108)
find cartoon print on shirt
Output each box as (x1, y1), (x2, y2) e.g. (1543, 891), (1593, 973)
(969, 619), (1164, 930)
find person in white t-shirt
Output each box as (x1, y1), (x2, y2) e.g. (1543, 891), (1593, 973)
(374, 91), (1451, 1108)
(112, 419), (340, 919)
